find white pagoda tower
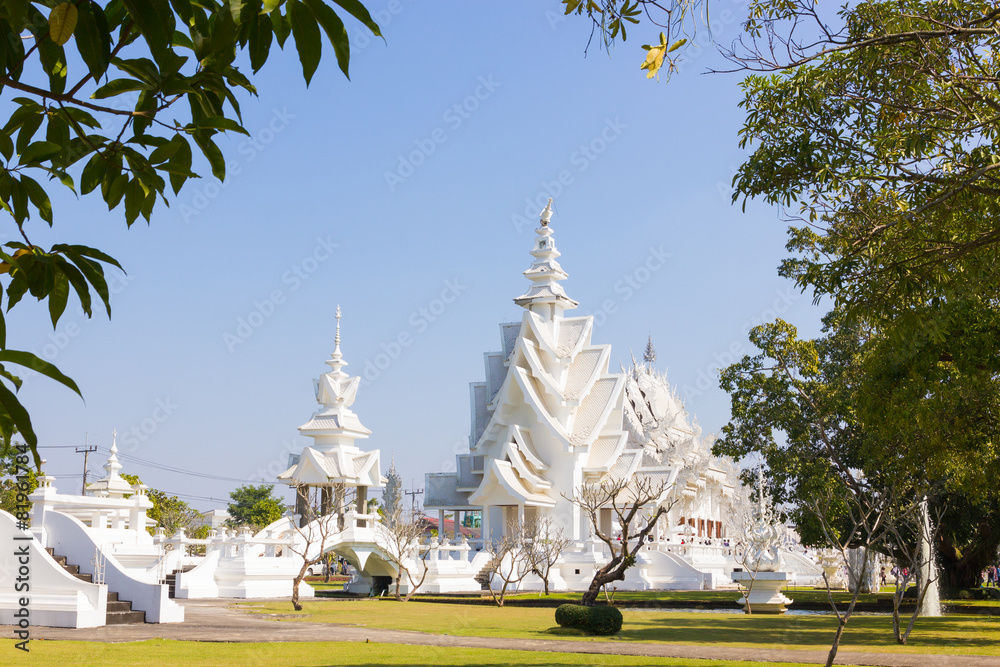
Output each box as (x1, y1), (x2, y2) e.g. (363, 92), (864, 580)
(278, 308), (384, 525)
(424, 200), (741, 589)
(427, 200), (646, 543)
(87, 431), (137, 498)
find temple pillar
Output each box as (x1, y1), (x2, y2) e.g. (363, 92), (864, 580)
(356, 486), (368, 527)
(296, 485), (309, 527)
(321, 487), (332, 515)
(335, 486), (346, 530)
(438, 510), (445, 538)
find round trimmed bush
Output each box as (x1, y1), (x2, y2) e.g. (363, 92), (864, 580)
(587, 605), (623, 635)
(554, 603), (623, 636)
(555, 603), (589, 630)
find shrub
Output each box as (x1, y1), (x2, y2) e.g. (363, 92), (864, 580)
(956, 589), (973, 600)
(587, 605), (624, 635)
(555, 604), (589, 630)
(554, 604), (623, 636)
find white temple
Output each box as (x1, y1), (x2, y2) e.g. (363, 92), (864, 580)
(278, 307), (385, 525)
(424, 200), (754, 590)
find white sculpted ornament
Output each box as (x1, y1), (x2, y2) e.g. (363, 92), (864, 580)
(743, 467), (785, 573)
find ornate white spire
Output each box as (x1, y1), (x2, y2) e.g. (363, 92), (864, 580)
(325, 305), (348, 377)
(644, 335), (656, 365)
(308, 306), (367, 434)
(513, 199), (579, 316)
(104, 429), (123, 479)
(87, 429), (133, 498)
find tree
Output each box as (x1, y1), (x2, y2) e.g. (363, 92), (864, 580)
(715, 315), (1000, 590)
(286, 502), (342, 611)
(147, 488), (200, 536)
(0, 436), (37, 516)
(375, 504), (430, 602)
(567, 475), (674, 606)
(526, 516), (571, 596)
(485, 520), (535, 607)
(120, 472), (201, 536)
(0, 0), (381, 470)
(226, 483), (283, 531)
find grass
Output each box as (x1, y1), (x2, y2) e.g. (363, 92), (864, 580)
(451, 588), (893, 606)
(239, 598), (1000, 656)
(1, 639), (814, 667)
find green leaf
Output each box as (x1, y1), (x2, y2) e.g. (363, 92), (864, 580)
(105, 172), (128, 209)
(190, 116), (249, 135)
(302, 0), (349, 78)
(113, 57), (162, 85)
(56, 247), (113, 315)
(167, 137), (193, 194)
(167, 0), (192, 23)
(20, 176), (52, 225)
(288, 0), (321, 85)
(15, 114), (43, 156)
(19, 141), (62, 165)
(53, 257), (92, 316)
(91, 78), (151, 99)
(47, 272), (68, 327)
(37, 38), (68, 95)
(248, 13), (273, 72)
(120, 0), (174, 61)
(49, 3), (78, 45)
(74, 1), (112, 81)
(80, 153), (107, 195)
(0, 133), (12, 161)
(270, 8), (290, 47)
(0, 380), (39, 467)
(332, 0), (381, 38)
(53, 243), (122, 270)
(0, 350), (81, 397)
(45, 115), (70, 148)
(123, 179), (143, 225)
(192, 131), (225, 180)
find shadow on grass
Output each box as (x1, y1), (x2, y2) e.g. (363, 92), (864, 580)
(613, 613), (1000, 650)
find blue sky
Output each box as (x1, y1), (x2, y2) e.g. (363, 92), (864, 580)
(12, 1), (824, 510)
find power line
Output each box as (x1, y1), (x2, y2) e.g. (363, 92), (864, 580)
(92, 446), (256, 484)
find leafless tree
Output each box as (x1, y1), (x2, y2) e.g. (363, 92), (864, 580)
(486, 520), (535, 607)
(567, 475), (675, 606)
(804, 477), (935, 667)
(375, 505), (431, 602)
(884, 497), (947, 645)
(285, 487), (347, 611)
(526, 516), (572, 595)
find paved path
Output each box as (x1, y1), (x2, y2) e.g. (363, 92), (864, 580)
(22, 599), (1000, 667)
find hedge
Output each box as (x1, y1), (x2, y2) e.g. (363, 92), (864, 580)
(554, 603), (623, 635)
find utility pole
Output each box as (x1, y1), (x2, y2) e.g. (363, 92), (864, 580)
(76, 433), (97, 496)
(405, 480), (423, 519)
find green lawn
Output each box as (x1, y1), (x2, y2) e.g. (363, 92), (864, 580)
(239, 598), (1000, 656)
(1, 639), (812, 667)
(446, 588), (893, 606)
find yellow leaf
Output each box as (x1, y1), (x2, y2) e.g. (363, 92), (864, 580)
(640, 45), (666, 80)
(49, 3), (78, 46)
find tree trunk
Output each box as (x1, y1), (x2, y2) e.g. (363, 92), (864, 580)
(938, 519), (999, 590)
(292, 562), (310, 611)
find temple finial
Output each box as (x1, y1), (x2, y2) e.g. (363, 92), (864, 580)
(644, 335), (656, 365)
(540, 198), (553, 226)
(326, 305), (348, 375)
(335, 305), (342, 349)
(513, 199), (578, 316)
